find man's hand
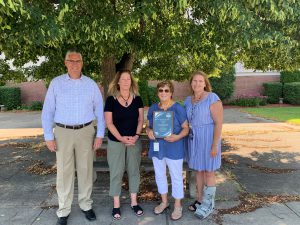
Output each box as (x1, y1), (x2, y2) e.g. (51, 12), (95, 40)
(93, 137), (103, 151)
(46, 140), (57, 152)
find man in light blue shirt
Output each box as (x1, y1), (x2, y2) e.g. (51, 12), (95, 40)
(41, 50), (105, 225)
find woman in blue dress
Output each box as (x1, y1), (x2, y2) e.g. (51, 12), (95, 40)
(146, 81), (189, 221)
(185, 71), (223, 220)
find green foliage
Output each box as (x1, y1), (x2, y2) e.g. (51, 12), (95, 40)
(28, 101), (43, 110)
(280, 71), (300, 83)
(0, 86), (21, 110)
(138, 79), (149, 106)
(263, 82), (283, 104)
(2, 0), (300, 84)
(231, 95), (267, 107)
(283, 82), (300, 105)
(138, 80), (159, 106)
(209, 68), (235, 101)
(148, 86), (159, 105)
(0, 59), (28, 84)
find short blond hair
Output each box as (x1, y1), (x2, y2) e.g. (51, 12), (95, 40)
(108, 70), (139, 96)
(189, 71), (212, 92)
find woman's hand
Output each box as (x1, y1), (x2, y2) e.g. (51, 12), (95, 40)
(146, 128), (156, 140)
(210, 145), (218, 158)
(120, 136), (135, 146)
(164, 134), (180, 142)
(127, 135), (139, 146)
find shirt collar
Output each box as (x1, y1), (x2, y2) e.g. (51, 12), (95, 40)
(65, 73), (84, 80)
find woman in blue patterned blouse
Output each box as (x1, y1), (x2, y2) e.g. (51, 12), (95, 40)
(185, 71), (223, 220)
(146, 81), (189, 221)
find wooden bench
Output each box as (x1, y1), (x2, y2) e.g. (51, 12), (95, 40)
(93, 134), (196, 198)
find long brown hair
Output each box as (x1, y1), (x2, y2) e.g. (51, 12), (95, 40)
(189, 71), (212, 93)
(108, 70), (139, 96)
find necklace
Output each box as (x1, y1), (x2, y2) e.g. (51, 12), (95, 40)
(159, 100), (173, 111)
(120, 94), (130, 106)
(193, 91), (205, 103)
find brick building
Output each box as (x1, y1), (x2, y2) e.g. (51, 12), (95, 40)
(10, 62), (280, 105)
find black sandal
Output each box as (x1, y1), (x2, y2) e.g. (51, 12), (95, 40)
(112, 207), (121, 220)
(188, 200), (201, 212)
(131, 205), (144, 216)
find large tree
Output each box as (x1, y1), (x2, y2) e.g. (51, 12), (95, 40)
(1, 0), (300, 94)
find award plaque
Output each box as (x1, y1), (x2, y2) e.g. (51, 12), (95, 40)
(153, 111), (174, 138)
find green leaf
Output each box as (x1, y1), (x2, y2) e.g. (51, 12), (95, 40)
(0, 0), (5, 7)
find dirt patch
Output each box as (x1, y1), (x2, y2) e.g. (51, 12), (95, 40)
(246, 164), (297, 174)
(213, 193), (300, 224)
(122, 171), (160, 202)
(25, 160), (56, 175)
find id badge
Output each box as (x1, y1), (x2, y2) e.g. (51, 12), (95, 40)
(154, 142), (159, 152)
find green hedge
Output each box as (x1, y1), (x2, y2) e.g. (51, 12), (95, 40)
(138, 80), (159, 106)
(148, 86), (159, 105)
(280, 71), (300, 83)
(209, 68), (236, 101)
(263, 82), (283, 103)
(0, 86), (21, 110)
(232, 96), (267, 107)
(138, 80), (149, 106)
(283, 82), (300, 105)
(28, 101), (43, 110)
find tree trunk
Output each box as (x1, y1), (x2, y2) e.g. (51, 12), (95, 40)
(101, 56), (116, 99)
(101, 53), (135, 99)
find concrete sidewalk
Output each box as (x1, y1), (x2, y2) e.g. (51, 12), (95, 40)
(0, 109), (300, 225)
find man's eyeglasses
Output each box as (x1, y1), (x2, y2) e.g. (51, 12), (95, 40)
(66, 60), (82, 63)
(158, 89), (170, 93)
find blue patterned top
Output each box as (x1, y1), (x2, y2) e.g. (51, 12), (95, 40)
(147, 102), (187, 160)
(184, 92), (222, 171)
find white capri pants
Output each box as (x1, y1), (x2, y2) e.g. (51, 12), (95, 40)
(152, 157), (184, 199)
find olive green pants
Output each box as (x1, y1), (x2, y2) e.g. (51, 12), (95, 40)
(107, 139), (142, 196)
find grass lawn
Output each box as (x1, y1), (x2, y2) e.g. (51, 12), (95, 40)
(240, 107), (300, 125)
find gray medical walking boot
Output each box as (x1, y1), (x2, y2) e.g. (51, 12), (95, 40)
(194, 186), (216, 219)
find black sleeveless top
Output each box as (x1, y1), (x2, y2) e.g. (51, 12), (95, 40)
(104, 95), (143, 142)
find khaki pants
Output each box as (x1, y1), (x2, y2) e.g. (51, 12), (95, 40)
(54, 124), (95, 217)
(107, 139), (142, 196)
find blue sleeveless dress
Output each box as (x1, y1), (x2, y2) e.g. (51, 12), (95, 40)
(184, 92), (221, 171)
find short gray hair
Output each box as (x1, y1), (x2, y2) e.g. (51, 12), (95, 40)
(65, 50), (83, 61)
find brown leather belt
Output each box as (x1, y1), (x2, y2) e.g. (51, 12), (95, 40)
(56, 121), (92, 130)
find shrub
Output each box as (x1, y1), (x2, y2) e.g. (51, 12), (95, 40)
(28, 101), (43, 110)
(263, 82), (283, 103)
(232, 94), (268, 107)
(138, 80), (149, 106)
(138, 80), (159, 106)
(280, 71), (300, 83)
(148, 86), (159, 105)
(210, 68), (236, 101)
(283, 82), (300, 105)
(0, 86), (21, 110)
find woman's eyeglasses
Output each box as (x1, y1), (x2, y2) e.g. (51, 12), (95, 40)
(158, 89), (170, 93)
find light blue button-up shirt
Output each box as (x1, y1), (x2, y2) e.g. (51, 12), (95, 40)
(41, 74), (105, 141)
